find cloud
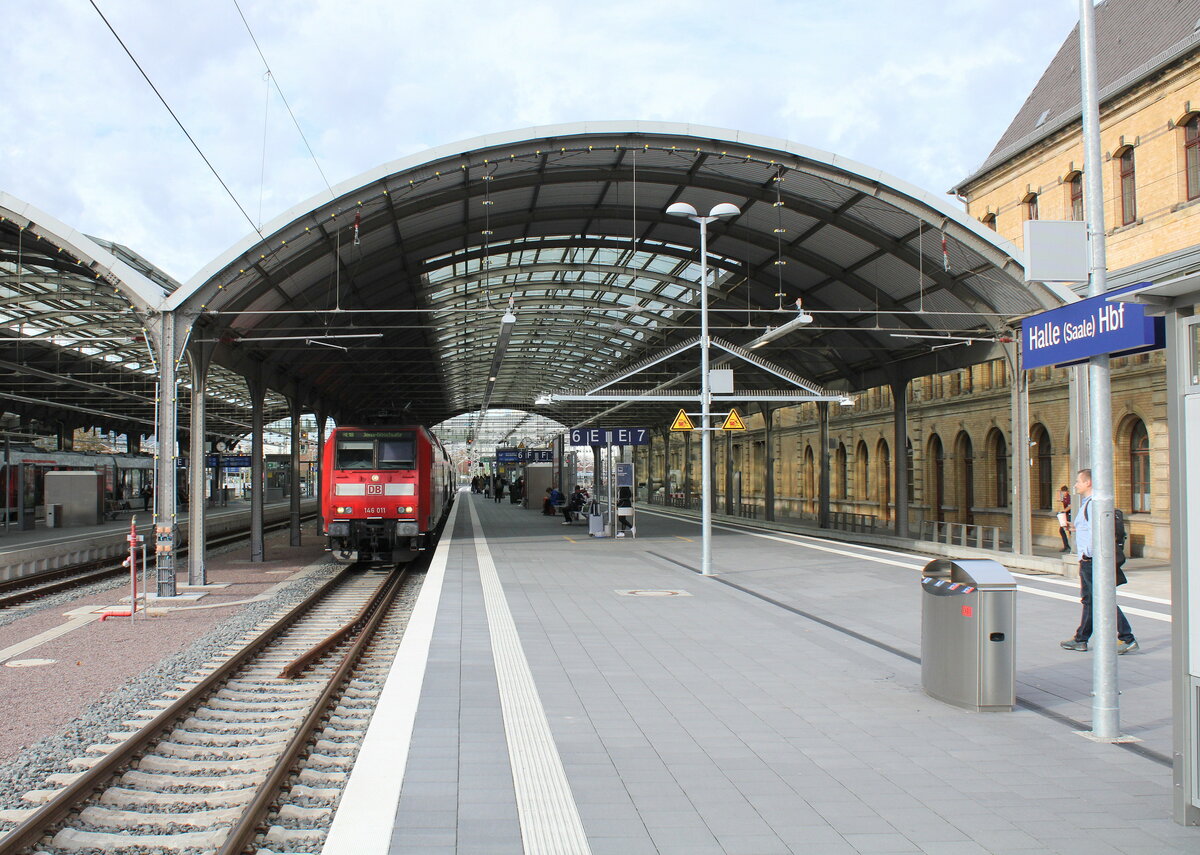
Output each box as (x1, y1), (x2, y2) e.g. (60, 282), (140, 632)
(1, 0), (1082, 279)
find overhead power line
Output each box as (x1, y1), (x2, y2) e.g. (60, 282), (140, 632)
(88, 0), (263, 239)
(232, 0), (334, 196)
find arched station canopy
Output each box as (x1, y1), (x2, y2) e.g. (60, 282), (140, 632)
(0, 193), (292, 442)
(169, 122), (1065, 430)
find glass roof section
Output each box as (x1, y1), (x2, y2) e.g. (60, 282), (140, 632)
(0, 213), (290, 442)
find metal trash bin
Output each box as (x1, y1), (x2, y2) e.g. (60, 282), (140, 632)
(46, 504), (63, 528)
(921, 558), (1015, 712)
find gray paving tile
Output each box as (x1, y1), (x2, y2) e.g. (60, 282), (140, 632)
(378, 498), (1200, 855)
(387, 828), (456, 847)
(840, 833), (924, 854)
(587, 838), (661, 855)
(392, 808), (457, 829)
(718, 835), (796, 855)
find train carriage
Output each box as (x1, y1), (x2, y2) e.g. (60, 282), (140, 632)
(321, 425), (454, 565)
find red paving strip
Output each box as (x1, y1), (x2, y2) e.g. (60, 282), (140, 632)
(0, 532), (328, 762)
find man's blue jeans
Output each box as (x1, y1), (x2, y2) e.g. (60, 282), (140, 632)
(1074, 557), (1135, 643)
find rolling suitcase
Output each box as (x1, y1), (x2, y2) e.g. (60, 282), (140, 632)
(587, 501), (607, 537)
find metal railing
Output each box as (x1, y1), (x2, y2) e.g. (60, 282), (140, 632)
(923, 520), (1005, 551)
(828, 511), (877, 533)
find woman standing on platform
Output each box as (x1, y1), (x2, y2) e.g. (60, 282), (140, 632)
(1057, 485), (1071, 552)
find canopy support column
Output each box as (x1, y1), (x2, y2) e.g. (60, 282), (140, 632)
(187, 339), (214, 587)
(891, 379), (910, 539)
(56, 422), (73, 452)
(288, 397), (302, 547)
(314, 411), (328, 533)
(661, 429), (670, 501)
(818, 401), (831, 529)
(760, 404), (776, 522)
(1005, 342), (1032, 554)
(724, 431), (734, 515)
(684, 431), (693, 508)
(147, 310), (186, 598)
(247, 367), (266, 563)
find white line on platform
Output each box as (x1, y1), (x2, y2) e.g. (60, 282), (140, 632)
(321, 498), (461, 855)
(1012, 571), (1170, 605)
(1016, 585), (1169, 622)
(642, 508), (1169, 618)
(467, 499), (592, 855)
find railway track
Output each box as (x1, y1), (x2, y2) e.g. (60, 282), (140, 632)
(0, 513), (318, 610)
(0, 559), (421, 854)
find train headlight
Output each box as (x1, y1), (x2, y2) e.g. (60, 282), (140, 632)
(328, 521), (350, 537)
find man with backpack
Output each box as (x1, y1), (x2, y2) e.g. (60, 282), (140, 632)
(1060, 468), (1138, 654)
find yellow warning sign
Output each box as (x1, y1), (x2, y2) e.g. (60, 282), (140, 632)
(670, 409), (695, 432)
(721, 409), (747, 431)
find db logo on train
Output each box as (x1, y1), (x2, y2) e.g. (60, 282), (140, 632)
(366, 484), (383, 494)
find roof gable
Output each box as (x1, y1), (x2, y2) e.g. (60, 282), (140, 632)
(958, 0), (1200, 190)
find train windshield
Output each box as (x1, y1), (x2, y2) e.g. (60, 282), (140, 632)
(378, 436), (416, 469)
(335, 440), (375, 469)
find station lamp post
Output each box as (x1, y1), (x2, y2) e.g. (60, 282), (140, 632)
(666, 201), (741, 576)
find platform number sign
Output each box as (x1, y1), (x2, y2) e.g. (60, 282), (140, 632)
(569, 427), (650, 447)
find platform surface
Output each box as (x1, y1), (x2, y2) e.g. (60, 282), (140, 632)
(331, 492), (1194, 855)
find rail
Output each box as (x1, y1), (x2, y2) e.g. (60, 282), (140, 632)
(0, 510), (319, 609)
(0, 564), (361, 854)
(223, 568), (410, 854)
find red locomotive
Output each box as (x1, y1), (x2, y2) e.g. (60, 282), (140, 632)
(321, 425), (455, 564)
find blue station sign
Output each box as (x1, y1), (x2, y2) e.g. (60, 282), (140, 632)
(496, 448), (553, 464)
(569, 427), (650, 447)
(205, 454), (253, 468)
(1021, 283), (1164, 370)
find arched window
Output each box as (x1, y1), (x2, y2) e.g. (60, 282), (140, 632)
(1067, 172), (1084, 221)
(1118, 147), (1137, 225)
(1186, 115), (1200, 201)
(929, 434), (945, 522)
(981, 213), (997, 231)
(836, 442), (848, 500)
(1130, 420), (1150, 512)
(1031, 425), (1053, 510)
(1024, 192), (1039, 221)
(988, 429), (1009, 509)
(955, 431), (974, 524)
(855, 441), (869, 503)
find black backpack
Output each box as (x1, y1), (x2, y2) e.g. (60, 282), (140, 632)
(1084, 499), (1127, 571)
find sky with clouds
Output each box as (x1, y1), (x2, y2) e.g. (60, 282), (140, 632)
(3, 0), (1084, 282)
